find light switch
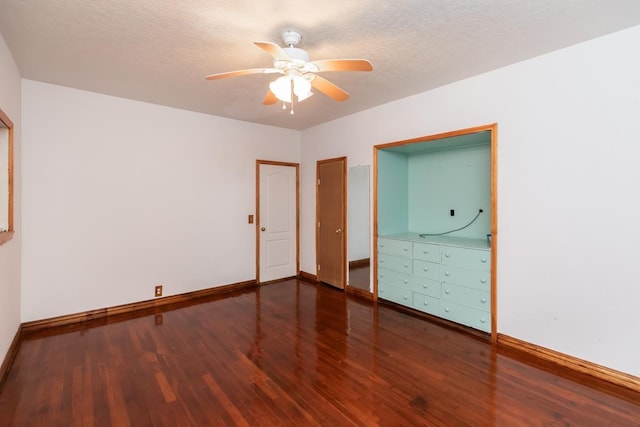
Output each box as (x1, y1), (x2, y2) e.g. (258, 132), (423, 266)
(248, 214), (254, 224)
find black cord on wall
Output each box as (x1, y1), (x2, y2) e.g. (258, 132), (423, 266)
(419, 209), (483, 237)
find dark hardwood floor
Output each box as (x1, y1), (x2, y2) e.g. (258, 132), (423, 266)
(348, 263), (370, 292)
(0, 279), (638, 426)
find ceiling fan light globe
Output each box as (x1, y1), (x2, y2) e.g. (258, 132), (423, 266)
(270, 75), (313, 104)
(270, 76), (292, 103)
(297, 91), (313, 102)
(292, 75), (312, 100)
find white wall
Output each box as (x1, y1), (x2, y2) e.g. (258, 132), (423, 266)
(300, 25), (640, 377)
(0, 32), (22, 364)
(21, 80), (300, 321)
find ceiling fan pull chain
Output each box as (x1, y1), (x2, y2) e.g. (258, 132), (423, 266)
(290, 79), (295, 115)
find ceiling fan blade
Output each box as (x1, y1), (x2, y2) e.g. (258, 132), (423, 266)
(254, 41), (291, 61)
(262, 90), (278, 105)
(310, 59), (373, 72)
(310, 75), (349, 102)
(206, 68), (276, 80)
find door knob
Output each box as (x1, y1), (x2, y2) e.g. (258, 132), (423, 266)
(335, 228), (342, 234)
(261, 227), (266, 231)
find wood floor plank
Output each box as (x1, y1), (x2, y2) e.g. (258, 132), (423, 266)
(0, 279), (638, 426)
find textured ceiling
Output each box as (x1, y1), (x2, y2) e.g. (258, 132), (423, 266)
(1, 1), (639, 130)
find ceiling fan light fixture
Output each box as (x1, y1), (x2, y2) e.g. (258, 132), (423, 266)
(269, 75), (312, 103)
(206, 30), (372, 111)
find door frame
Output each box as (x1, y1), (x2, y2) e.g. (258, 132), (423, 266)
(315, 156), (348, 288)
(373, 124), (498, 341)
(256, 160), (300, 284)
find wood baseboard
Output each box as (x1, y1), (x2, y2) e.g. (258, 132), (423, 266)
(348, 258), (370, 268)
(258, 276), (297, 286)
(498, 333), (640, 394)
(21, 280), (257, 334)
(345, 286), (374, 301)
(298, 271), (319, 284)
(0, 325), (22, 389)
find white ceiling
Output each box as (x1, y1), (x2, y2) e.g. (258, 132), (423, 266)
(1, 1), (639, 130)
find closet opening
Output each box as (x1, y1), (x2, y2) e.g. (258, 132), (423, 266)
(373, 124), (497, 341)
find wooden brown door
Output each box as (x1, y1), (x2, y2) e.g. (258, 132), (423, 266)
(316, 157), (346, 289)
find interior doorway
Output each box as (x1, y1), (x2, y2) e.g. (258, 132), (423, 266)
(316, 157), (347, 289)
(347, 165), (371, 292)
(256, 161), (299, 283)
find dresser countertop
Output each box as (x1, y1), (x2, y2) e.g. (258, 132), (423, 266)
(379, 232), (490, 250)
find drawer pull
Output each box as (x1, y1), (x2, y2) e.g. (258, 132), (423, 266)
(481, 258), (487, 263)
(444, 289), (450, 294)
(423, 267), (428, 272)
(380, 243), (384, 247)
(423, 250), (428, 254)
(445, 307), (450, 312)
(423, 284), (428, 288)
(380, 273), (384, 277)
(445, 253), (450, 258)
(424, 301), (428, 306)
(403, 247), (409, 252)
(403, 280), (408, 284)
(445, 272), (450, 276)
(403, 295), (408, 300)
(481, 298), (487, 303)
(403, 264), (409, 268)
(480, 318), (486, 323)
(480, 279), (486, 284)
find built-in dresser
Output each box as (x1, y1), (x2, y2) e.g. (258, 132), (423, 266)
(378, 233), (491, 332)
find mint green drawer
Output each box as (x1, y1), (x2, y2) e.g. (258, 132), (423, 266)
(378, 254), (412, 274)
(412, 292), (440, 316)
(379, 282), (411, 305)
(413, 242), (440, 262)
(408, 278), (441, 298)
(440, 265), (490, 291)
(441, 246), (490, 270)
(378, 238), (413, 257)
(378, 268), (412, 288)
(441, 283), (490, 311)
(413, 260), (440, 280)
(440, 301), (491, 333)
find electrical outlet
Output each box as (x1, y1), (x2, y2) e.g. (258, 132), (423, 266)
(450, 209), (455, 216)
(154, 285), (163, 297)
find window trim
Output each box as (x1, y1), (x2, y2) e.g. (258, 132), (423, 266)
(0, 107), (14, 246)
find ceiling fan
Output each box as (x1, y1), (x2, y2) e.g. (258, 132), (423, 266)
(206, 31), (373, 114)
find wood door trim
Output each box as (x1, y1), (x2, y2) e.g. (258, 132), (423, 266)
(373, 123), (498, 341)
(315, 156), (347, 288)
(372, 149), (379, 301)
(255, 160), (300, 284)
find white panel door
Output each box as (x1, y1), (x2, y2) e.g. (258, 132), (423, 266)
(258, 163), (297, 282)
